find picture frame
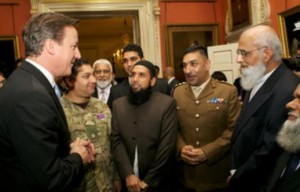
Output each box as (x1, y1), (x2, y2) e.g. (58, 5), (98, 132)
(0, 36), (20, 77)
(278, 5), (300, 58)
(162, 0), (215, 1)
(165, 24), (219, 82)
(227, 0), (251, 31)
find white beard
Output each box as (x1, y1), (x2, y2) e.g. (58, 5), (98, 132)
(277, 118), (300, 153)
(96, 78), (112, 89)
(241, 60), (266, 91)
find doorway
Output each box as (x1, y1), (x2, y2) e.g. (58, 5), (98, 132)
(64, 11), (139, 79)
(31, 0), (162, 76)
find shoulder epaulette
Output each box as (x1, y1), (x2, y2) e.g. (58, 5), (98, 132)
(175, 82), (186, 87)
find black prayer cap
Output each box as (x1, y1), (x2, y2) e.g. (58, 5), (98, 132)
(133, 60), (156, 78)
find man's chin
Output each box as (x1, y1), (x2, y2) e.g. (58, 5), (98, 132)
(277, 118), (300, 152)
(132, 88), (140, 93)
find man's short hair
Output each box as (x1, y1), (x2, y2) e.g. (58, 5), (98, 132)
(22, 12), (78, 57)
(183, 45), (208, 58)
(123, 44), (144, 58)
(93, 59), (113, 73)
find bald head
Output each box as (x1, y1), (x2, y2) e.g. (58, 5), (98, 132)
(240, 25), (282, 62)
(163, 66), (175, 80)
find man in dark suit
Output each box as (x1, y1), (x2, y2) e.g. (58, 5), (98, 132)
(92, 58), (115, 103)
(228, 25), (300, 192)
(163, 66), (180, 95)
(107, 44), (170, 108)
(0, 12), (94, 192)
(266, 84), (300, 192)
(110, 60), (178, 192)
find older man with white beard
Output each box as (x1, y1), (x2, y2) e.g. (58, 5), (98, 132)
(228, 25), (300, 192)
(92, 59), (114, 103)
(266, 84), (300, 192)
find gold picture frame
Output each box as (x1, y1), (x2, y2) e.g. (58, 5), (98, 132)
(162, 0), (215, 1)
(0, 36), (20, 76)
(165, 24), (219, 82)
(227, 0), (251, 31)
(278, 5), (300, 58)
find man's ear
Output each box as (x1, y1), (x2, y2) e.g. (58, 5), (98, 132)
(150, 76), (157, 87)
(264, 47), (273, 63)
(205, 59), (211, 71)
(64, 77), (74, 90)
(44, 39), (56, 55)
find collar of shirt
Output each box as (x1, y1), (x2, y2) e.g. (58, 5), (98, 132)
(97, 84), (112, 95)
(250, 67), (276, 100)
(26, 58), (56, 87)
(191, 77), (211, 98)
(168, 76), (175, 84)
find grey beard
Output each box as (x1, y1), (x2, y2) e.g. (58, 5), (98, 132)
(97, 79), (111, 89)
(241, 60), (266, 91)
(277, 118), (300, 153)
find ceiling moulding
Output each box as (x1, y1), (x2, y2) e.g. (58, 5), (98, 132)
(29, 0), (162, 69)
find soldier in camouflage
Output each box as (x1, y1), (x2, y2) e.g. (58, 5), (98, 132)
(62, 58), (121, 192)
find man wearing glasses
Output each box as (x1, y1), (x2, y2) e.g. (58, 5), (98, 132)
(93, 59), (115, 104)
(228, 25), (300, 192)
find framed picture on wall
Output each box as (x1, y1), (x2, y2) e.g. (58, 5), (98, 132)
(227, 0), (251, 31)
(162, 0), (215, 1)
(0, 36), (20, 77)
(278, 5), (300, 58)
(165, 24), (219, 82)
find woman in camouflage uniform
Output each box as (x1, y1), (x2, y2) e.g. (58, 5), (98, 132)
(62, 58), (121, 192)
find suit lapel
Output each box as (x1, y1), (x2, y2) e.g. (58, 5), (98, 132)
(232, 64), (286, 141)
(267, 152), (291, 191)
(183, 84), (197, 100)
(184, 79), (214, 101)
(20, 61), (68, 128)
(198, 80), (214, 100)
(268, 152), (300, 192)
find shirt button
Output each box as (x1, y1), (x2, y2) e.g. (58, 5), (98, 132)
(195, 114), (199, 118)
(195, 128), (199, 132)
(196, 141), (200, 145)
(195, 100), (200, 104)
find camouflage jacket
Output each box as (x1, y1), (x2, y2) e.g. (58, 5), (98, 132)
(62, 96), (117, 192)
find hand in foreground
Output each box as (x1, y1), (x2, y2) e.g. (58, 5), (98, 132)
(126, 174), (141, 192)
(139, 181), (148, 191)
(180, 145), (207, 165)
(70, 137), (95, 164)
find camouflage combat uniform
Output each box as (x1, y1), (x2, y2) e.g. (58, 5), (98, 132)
(62, 96), (117, 192)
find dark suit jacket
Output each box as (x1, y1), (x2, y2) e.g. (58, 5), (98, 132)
(0, 61), (83, 192)
(169, 77), (180, 96)
(110, 92), (178, 191)
(107, 78), (170, 109)
(154, 78), (171, 95)
(107, 79), (131, 109)
(229, 64), (300, 192)
(92, 84), (114, 103)
(266, 151), (300, 192)
(169, 77), (180, 89)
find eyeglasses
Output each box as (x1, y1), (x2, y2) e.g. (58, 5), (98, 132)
(236, 46), (267, 58)
(94, 69), (110, 75)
